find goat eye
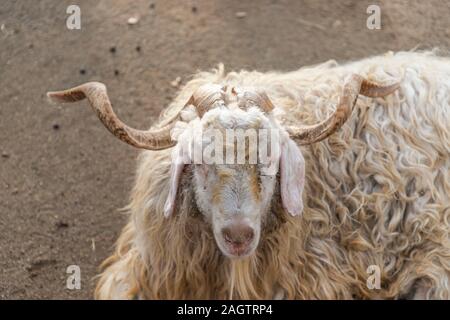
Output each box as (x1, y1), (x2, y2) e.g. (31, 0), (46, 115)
(261, 174), (274, 179)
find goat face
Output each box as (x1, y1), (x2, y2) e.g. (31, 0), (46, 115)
(192, 110), (282, 258)
(166, 91), (306, 259)
(194, 161), (276, 258)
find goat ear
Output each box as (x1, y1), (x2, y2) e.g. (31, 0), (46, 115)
(164, 143), (188, 218)
(279, 138), (305, 216)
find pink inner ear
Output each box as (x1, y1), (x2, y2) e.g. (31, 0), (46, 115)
(164, 145), (187, 218)
(280, 139), (305, 217)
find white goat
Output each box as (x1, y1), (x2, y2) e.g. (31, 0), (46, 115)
(48, 51), (450, 299)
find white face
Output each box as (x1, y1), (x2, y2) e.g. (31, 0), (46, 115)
(166, 100), (306, 259)
(193, 163), (277, 258)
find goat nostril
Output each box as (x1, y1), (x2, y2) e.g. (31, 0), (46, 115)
(222, 228), (233, 243)
(222, 225), (254, 246)
(244, 229), (254, 242)
(240, 228), (254, 243)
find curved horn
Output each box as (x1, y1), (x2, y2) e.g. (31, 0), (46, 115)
(287, 74), (400, 145)
(187, 84), (226, 118)
(47, 82), (176, 150)
(232, 87), (275, 113)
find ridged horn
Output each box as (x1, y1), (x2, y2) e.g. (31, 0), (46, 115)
(47, 82), (176, 150)
(287, 74), (400, 145)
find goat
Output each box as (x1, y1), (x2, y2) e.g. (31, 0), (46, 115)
(48, 51), (450, 299)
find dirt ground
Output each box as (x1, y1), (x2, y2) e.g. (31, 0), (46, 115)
(0, 0), (449, 299)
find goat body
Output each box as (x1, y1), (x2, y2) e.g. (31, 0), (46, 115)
(90, 51), (450, 299)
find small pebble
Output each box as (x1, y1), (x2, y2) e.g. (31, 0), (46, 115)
(135, 45), (141, 52)
(235, 11), (247, 19)
(1, 152), (9, 158)
(192, 6), (197, 13)
(127, 16), (139, 25)
(332, 20), (342, 28)
(55, 221), (69, 228)
(149, 3), (155, 9)
(170, 76), (181, 87)
(109, 46), (116, 53)
(114, 69), (120, 76)
(79, 68), (86, 75)
(52, 123), (60, 130)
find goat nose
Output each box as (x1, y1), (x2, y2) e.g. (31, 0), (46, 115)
(222, 224), (254, 246)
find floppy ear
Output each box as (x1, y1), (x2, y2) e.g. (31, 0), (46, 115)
(279, 138), (305, 216)
(163, 143), (189, 217)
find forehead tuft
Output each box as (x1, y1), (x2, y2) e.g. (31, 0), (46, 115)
(202, 106), (270, 131)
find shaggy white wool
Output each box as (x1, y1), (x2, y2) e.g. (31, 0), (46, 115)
(96, 51), (450, 299)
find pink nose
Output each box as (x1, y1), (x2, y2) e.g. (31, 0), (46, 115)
(222, 224), (254, 247)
